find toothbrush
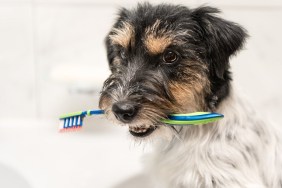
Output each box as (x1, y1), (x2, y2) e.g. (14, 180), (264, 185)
(161, 112), (224, 125)
(59, 110), (223, 132)
(59, 109), (104, 132)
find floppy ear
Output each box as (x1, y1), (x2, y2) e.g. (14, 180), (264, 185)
(105, 36), (115, 69)
(105, 8), (131, 70)
(191, 7), (248, 79)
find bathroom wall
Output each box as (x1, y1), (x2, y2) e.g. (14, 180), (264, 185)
(0, 0), (281, 122)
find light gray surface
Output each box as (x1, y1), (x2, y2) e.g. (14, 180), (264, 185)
(0, 119), (145, 188)
(0, 163), (32, 188)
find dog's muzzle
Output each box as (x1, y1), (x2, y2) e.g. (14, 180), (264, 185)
(112, 100), (158, 137)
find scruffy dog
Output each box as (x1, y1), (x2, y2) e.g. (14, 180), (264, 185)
(99, 3), (282, 188)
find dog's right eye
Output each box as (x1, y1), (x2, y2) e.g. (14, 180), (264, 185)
(163, 50), (179, 64)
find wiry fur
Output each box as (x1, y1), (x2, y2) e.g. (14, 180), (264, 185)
(99, 3), (282, 188)
(148, 90), (282, 188)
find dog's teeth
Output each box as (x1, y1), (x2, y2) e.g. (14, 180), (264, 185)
(129, 126), (152, 133)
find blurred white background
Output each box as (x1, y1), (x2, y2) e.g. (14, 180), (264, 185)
(0, 0), (281, 188)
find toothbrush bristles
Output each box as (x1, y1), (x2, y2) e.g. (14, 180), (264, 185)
(59, 126), (82, 133)
(59, 115), (84, 133)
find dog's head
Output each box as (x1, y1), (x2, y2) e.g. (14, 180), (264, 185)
(99, 3), (247, 139)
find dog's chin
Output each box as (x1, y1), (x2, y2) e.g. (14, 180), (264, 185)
(128, 124), (176, 142)
(129, 125), (158, 138)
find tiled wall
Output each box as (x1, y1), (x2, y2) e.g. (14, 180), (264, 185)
(0, 0), (281, 121)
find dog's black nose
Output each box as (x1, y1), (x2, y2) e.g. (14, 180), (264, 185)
(112, 101), (139, 123)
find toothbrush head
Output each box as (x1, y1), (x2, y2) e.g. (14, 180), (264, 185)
(59, 111), (86, 132)
(59, 110), (104, 132)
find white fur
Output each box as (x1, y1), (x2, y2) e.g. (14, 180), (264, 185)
(145, 86), (282, 188)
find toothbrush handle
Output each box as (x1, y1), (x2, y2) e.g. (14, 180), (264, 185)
(168, 113), (223, 121)
(88, 110), (104, 116)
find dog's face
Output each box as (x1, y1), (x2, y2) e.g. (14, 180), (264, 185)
(99, 3), (247, 140)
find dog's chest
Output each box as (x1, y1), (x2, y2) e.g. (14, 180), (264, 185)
(148, 135), (219, 188)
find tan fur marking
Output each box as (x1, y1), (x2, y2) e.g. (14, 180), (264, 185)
(144, 20), (173, 55)
(169, 63), (210, 112)
(145, 35), (173, 55)
(169, 83), (199, 111)
(109, 22), (135, 48)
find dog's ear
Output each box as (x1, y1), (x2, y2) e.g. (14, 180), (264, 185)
(105, 36), (114, 67)
(105, 8), (130, 70)
(191, 7), (247, 79)
(105, 35), (116, 71)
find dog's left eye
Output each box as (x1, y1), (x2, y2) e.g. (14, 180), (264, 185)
(163, 50), (179, 64)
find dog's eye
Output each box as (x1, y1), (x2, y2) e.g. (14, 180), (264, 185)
(163, 50), (179, 64)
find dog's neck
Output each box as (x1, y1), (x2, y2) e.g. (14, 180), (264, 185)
(148, 86), (265, 187)
(181, 86), (245, 141)
(155, 85), (252, 150)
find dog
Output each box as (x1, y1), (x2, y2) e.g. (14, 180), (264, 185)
(99, 3), (282, 188)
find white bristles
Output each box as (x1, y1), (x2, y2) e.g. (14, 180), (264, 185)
(77, 116), (81, 125)
(69, 118), (72, 127)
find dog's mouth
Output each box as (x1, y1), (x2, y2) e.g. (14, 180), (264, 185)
(129, 125), (158, 137)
